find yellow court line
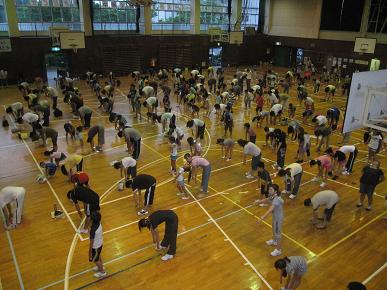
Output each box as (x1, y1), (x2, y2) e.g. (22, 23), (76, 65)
(207, 184), (317, 257)
(316, 210), (387, 257)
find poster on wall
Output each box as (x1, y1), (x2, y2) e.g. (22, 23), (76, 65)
(0, 38), (12, 52)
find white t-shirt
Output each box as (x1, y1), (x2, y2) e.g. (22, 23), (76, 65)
(161, 112), (174, 122)
(368, 134), (382, 150)
(269, 93), (278, 104)
(193, 119), (204, 127)
(191, 70), (199, 76)
(285, 163), (303, 179)
(175, 127), (184, 137)
(311, 190), (339, 210)
(170, 143), (178, 156)
(22, 112), (39, 123)
(316, 115), (328, 126)
(46, 86), (58, 97)
(122, 157), (136, 168)
(142, 86), (154, 97)
(339, 145), (356, 154)
(0, 187), (24, 208)
(146, 96), (157, 106)
(244, 142), (261, 156)
(11, 102), (23, 111)
(252, 85), (260, 92)
(270, 104), (283, 115)
(305, 97), (314, 104)
(176, 167), (184, 182)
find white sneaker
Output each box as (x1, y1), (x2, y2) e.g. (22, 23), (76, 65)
(137, 209), (148, 216)
(176, 192), (182, 196)
(78, 229), (88, 234)
(289, 194), (296, 199)
(181, 196), (190, 200)
(259, 203), (268, 207)
(94, 271), (107, 278)
(312, 177), (319, 182)
(245, 172), (250, 176)
(226, 158), (231, 162)
(281, 190), (289, 195)
(270, 249), (282, 257)
(161, 254), (174, 261)
(222, 155), (226, 159)
(320, 182), (326, 187)
(266, 239), (277, 246)
(246, 174), (255, 179)
(342, 171), (350, 176)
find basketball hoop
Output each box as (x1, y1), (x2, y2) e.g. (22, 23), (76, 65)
(69, 43), (78, 53)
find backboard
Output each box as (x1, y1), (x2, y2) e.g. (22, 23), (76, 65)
(229, 31), (243, 45)
(363, 89), (387, 132)
(343, 69), (387, 133)
(60, 32), (85, 51)
(354, 37), (376, 54)
(50, 27), (70, 46)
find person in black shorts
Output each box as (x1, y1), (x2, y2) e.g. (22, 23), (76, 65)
(67, 186), (100, 234)
(89, 212), (106, 278)
(257, 162), (272, 201)
(358, 160), (384, 211)
(38, 127), (58, 152)
(138, 209), (178, 261)
(126, 174), (156, 216)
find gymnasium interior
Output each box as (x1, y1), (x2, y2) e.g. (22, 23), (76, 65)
(0, 0), (386, 289)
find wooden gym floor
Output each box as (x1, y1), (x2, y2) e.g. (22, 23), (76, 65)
(0, 67), (386, 290)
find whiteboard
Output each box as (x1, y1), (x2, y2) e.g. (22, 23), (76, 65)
(342, 69), (387, 133)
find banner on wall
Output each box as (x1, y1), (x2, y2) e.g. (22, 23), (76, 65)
(0, 38), (11, 52)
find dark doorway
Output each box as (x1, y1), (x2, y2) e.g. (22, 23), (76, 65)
(209, 47), (222, 67)
(273, 46), (292, 67)
(44, 53), (68, 86)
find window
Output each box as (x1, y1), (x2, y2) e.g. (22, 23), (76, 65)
(200, 0), (229, 31)
(241, 0), (259, 30)
(15, 0), (81, 31)
(0, 0), (8, 32)
(320, 0), (365, 31)
(92, 0), (137, 31)
(152, 0), (191, 31)
(368, 0), (387, 33)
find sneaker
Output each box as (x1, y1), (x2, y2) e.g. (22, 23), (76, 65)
(94, 271), (107, 278)
(78, 228), (88, 234)
(366, 206), (372, 211)
(181, 196), (190, 200)
(356, 203), (363, 207)
(311, 177), (319, 182)
(161, 254), (174, 261)
(176, 192), (183, 196)
(198, 193), (208, 198)
(342, 171), (350, 176)
(289, 194), (296, 199)
(246, 174), (255, 179)
(266, 239), (277, 246)
(137, 209), (148, 216)
(320, 182), (326, 187)
(281, 190), (290, 195)
(245, 172), (250, 176)
(270, 249), (282, 257)
(226, 158), (231, 162)
(222, 155), (226, 159)
(259, 203), (268, 207)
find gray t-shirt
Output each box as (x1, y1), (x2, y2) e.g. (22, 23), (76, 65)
(223, 138), (234, 147)
(123, 128), (141, 141)
(272, 196), (284, 221)
(78, 105), (92, 116)
(285, 256), (308, 275)
(244, 142), (261, 156)
(311, 190), (339, 210)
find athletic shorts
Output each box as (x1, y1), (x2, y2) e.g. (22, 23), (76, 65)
(260, 184), (269, 197)
(359, 183), (375, 198)
(170, 155), (178, 161)
(324, 203), (336, 221)
(91, 246), (102, 262)
(251, 154), (261, 171)
(177, 180), (185, 187)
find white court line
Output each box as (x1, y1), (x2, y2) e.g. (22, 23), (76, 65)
(363, 261), (387, 285)
(38, 203), (256, 290)
(5, 231), (25, 290)
(185, 186), (273, 290)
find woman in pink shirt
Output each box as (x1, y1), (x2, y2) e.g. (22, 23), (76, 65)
(184, 153), (211, 197)
(310, 155), (332, 187)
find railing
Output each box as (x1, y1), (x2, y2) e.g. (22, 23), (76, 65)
(18, 22), (84, 32)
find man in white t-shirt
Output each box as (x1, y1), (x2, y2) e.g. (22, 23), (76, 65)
(113, 157), (137, 180)
(0, 186), (26, 229)
(187, 118), (205, 140)
(304, 190), (339, 229)
(270, 103), (283, 125)
(313, 115), (328, 128)
(237, 139), (261, 179)
(278, 163), (303, 199)
(142, 85), (154, 98)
